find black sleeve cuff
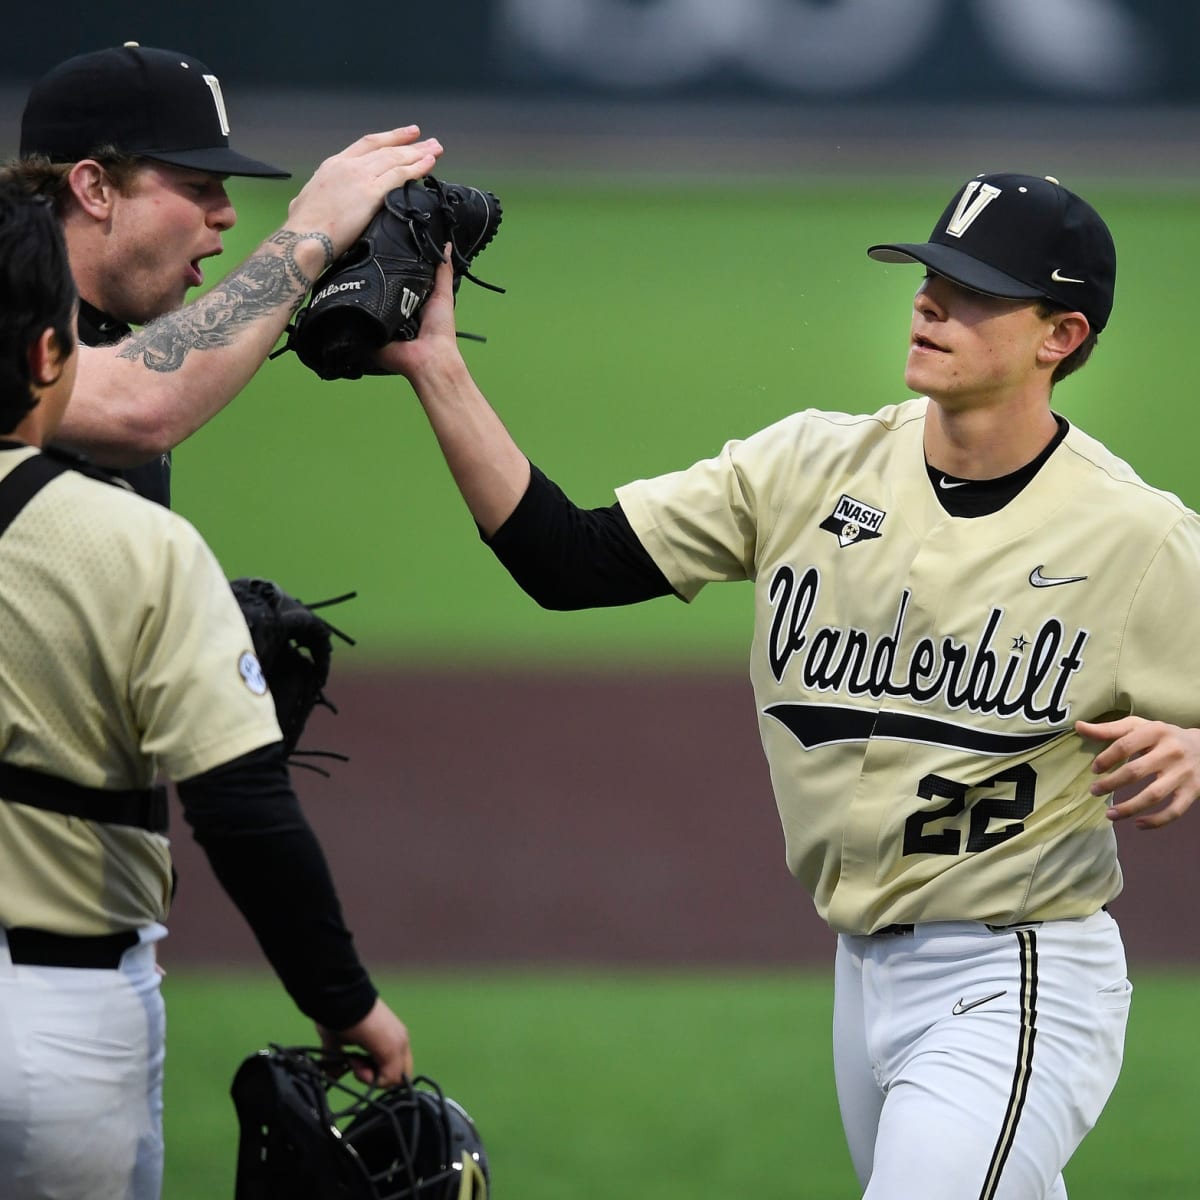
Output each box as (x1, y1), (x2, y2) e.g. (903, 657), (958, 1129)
(484, 463), (677, 609)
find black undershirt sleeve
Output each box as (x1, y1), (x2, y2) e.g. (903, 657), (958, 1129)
(484, 463), (678, 609)
(175, 743), (376, 1032)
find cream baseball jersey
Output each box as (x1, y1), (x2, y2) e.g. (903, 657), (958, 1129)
(0, 446), (283, 935)
(617, 397), (1200, 934)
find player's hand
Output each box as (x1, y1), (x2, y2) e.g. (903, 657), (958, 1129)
(285, 128), (444, 258)
(1076, 716), (1200, 829)
(375, 248), (462, 378)
(317, 996), (413, 1087)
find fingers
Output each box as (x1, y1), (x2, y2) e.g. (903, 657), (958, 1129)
(428, 244), (456, 298)
(1077, 717), (1200, 829)
(328, 127), (443, 175)
(308, 132), (442, 190)
(287, 131), (445, 257)
(373, 142), (443, 188)
(1103, 776), (1196, 828)
(1075, 717), (1140, 766)
(1077, 716), (1153, 783)
(367, 1021), (414, 1088)
(320, 1000), (413, 1089)
(343, 126), (426, 153)
(411, 253), (458, 344)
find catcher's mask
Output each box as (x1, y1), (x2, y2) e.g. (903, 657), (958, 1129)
(231, 1045), (489, 1200)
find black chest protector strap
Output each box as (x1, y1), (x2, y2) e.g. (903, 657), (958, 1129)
(0, 447), (70, 529)
(0, 450), (168, 833)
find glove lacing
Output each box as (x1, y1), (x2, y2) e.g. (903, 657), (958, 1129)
(288, 590), (357, 778)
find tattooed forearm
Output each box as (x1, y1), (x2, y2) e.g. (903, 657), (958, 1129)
(115, 231), (337, 373)
(266, 229), (336, 295)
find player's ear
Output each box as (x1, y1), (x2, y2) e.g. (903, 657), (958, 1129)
(66, 159), (120, 219)
(1038, 312), (1090, 367)
(27, 327), (67, 388)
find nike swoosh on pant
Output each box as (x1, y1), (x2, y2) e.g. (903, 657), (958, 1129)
(952, 989), (1007, 1015)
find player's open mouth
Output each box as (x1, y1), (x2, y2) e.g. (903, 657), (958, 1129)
(186, 259), (204, 287)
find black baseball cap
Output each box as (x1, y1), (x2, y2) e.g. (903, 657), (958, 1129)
(867, 173), (1116, 331)
(20, 43), (290, 179)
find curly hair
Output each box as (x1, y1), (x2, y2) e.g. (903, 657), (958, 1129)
(0, 182), (77, 433)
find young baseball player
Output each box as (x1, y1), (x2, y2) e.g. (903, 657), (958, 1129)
(384, 174), (1200, 1197)
(0, 183), (411, 1200)
(4, 42), (442, 504)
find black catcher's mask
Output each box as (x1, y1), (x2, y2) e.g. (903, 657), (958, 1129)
(231, 1045), (489, 1200)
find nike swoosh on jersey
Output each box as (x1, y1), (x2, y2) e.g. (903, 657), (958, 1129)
(1029, 565), (1088, 588)
(938, 476), (969, 489)
(952, 990), (1007, 1015)
(1050, 268), (1086, 284)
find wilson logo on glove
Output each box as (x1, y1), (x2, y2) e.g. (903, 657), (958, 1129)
(281, 175), (504, 381)
(311, 278), (366, 304)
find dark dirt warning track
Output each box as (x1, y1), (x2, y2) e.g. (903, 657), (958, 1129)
(163, 670), (1196, 970)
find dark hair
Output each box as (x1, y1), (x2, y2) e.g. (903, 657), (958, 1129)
(0, 181), (77, 433)
(1036, 300), (1098, 386)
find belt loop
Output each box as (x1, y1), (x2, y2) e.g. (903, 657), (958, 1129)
(0, 928), (14, 977)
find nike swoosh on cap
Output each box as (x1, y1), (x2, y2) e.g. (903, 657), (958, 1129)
(1050, 268), (1086, 284)
(1029, 565), (1088, 588)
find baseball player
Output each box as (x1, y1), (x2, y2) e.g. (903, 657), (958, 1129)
(0, 184), (410, 1200)
(5, 41), (442, 505)
(384, 175), (1200, 1197)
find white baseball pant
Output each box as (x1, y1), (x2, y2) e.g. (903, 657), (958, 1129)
(833, 909), (1130, 1199)
(0, 924), (167, 1200)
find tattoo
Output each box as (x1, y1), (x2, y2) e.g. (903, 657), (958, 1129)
(267, 228), (336, 292)
(116, 230), (338, 373)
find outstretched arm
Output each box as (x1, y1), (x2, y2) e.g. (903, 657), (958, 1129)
(381, 255), (676, 609)
(59, 128), (443, 467)
(378, 253), (530, 536)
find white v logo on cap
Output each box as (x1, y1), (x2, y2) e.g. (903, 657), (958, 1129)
(945, 181), (1002, 239)
(202, 74), (230, 136)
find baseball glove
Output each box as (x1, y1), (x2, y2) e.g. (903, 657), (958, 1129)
(283, 175), (504, 381)
(230, 578), (356, 768)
